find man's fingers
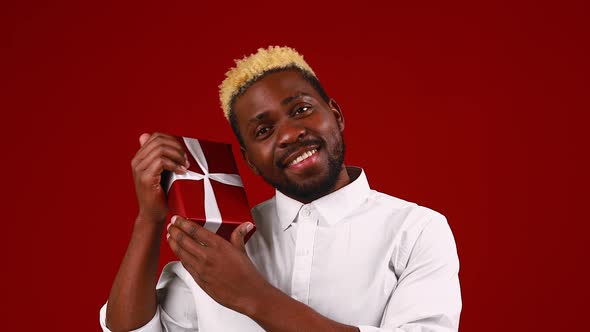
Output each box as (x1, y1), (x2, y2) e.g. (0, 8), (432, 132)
(134, 133), (190, 168)
(136, 155), (176, 185)
(142, 132), (174, 146)
(139, 133), (150, 146)
(230, 222), (253, 253)
(170, 216), (219, 248)
(135, 144), (189, 175)
(167, 229), (205, 267)
(137, 138), (189, 166)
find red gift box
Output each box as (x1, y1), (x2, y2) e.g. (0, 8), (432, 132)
(163, 136), (255, 242)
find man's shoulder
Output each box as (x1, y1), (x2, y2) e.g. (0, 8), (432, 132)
(368, 189), (415, 210)
(366, 189), (448, 235)
(367, 190), (455, 269)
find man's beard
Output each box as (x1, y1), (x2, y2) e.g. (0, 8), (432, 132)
(263, 131), (346, 202)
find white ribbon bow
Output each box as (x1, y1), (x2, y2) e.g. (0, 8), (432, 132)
(166, 137), (243, 233)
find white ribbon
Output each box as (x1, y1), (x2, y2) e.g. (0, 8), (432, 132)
(166, 137), (243, 233)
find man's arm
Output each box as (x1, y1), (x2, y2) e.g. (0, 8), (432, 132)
(105, 218), (165, 331)
(244, 284), (360, 332)
(167, 212), (461, 332)
(372, 213), (462, 331)
(168, 216), (360, 332)
(105, 133), (190, 331)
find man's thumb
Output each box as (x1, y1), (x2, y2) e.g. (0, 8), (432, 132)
(231, 222), (254, 252)
(139, 133), (150, 146)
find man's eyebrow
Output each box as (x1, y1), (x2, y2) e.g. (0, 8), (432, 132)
(248, 111), (269, 124)
(247, 93), (310, 125)
(281, 92), (310, 106)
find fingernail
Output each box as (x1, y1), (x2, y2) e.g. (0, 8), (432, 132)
(245, 222), (254, 232)
(171, 215), (178, 224)
(166, 233), (170, 240)
(185, 160), (190, 168)
(167, 223), (172, 231)
(178, 165), (187, 173)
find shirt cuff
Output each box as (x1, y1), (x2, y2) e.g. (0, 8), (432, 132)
(99, 302), (163, 332)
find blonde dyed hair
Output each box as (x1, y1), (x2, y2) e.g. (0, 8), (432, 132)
(219, 46), (317, 120)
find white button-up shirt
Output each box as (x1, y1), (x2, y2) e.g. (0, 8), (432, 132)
(100, 167), (462, 331)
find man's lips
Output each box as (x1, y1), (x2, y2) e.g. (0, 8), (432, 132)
(278, 144), (321, 168)
(286, 148), (319, 168)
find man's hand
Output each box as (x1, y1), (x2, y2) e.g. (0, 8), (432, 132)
(167, 216), (267, 313)
(131, 132), (190, 225)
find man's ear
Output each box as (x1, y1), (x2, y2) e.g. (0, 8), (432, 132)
(240, 146), (260, 176)
(329, 98), (345, 131)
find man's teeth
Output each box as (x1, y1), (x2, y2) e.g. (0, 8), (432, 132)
(289, 149), (317, 166)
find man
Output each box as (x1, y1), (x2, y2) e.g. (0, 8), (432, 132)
(100, 46), (462, 331)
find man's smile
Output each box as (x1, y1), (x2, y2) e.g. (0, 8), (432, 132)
(276, 138), (323, 169)
(286, 148), (319, 169)
(281, 144), (320, 167)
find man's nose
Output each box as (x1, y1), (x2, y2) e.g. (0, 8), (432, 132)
(277, 120), (306, 148)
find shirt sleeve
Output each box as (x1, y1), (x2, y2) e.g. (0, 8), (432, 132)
(99, 262), (199, 332)
(358, 212), (462, 332)
(99, 302), (163, 332)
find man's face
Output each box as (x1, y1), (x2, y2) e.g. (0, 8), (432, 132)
(233, 70), (348, 202)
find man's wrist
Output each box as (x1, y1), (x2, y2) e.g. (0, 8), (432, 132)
(240, 282), (282, 320)
(135, 213), (167, 228)
(133, 215), (167, 239)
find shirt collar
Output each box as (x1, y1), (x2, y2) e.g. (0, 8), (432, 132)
(275, 166), (371, 230)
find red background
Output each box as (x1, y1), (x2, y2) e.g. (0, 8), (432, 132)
(2, 1), (588, 331)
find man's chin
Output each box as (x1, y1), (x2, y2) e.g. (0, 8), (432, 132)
(276, 173), (340, 202)
(269, 138), (345, 202)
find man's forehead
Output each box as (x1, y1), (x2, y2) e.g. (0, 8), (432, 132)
(247, 71), (311, 99)
(234, 71), (316, 116)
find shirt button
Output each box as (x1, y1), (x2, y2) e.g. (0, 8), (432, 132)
(304, 209), (311, 217)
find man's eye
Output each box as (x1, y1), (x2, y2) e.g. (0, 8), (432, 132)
(294, 106), (311, 115)
(256, 127), (270, 137)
